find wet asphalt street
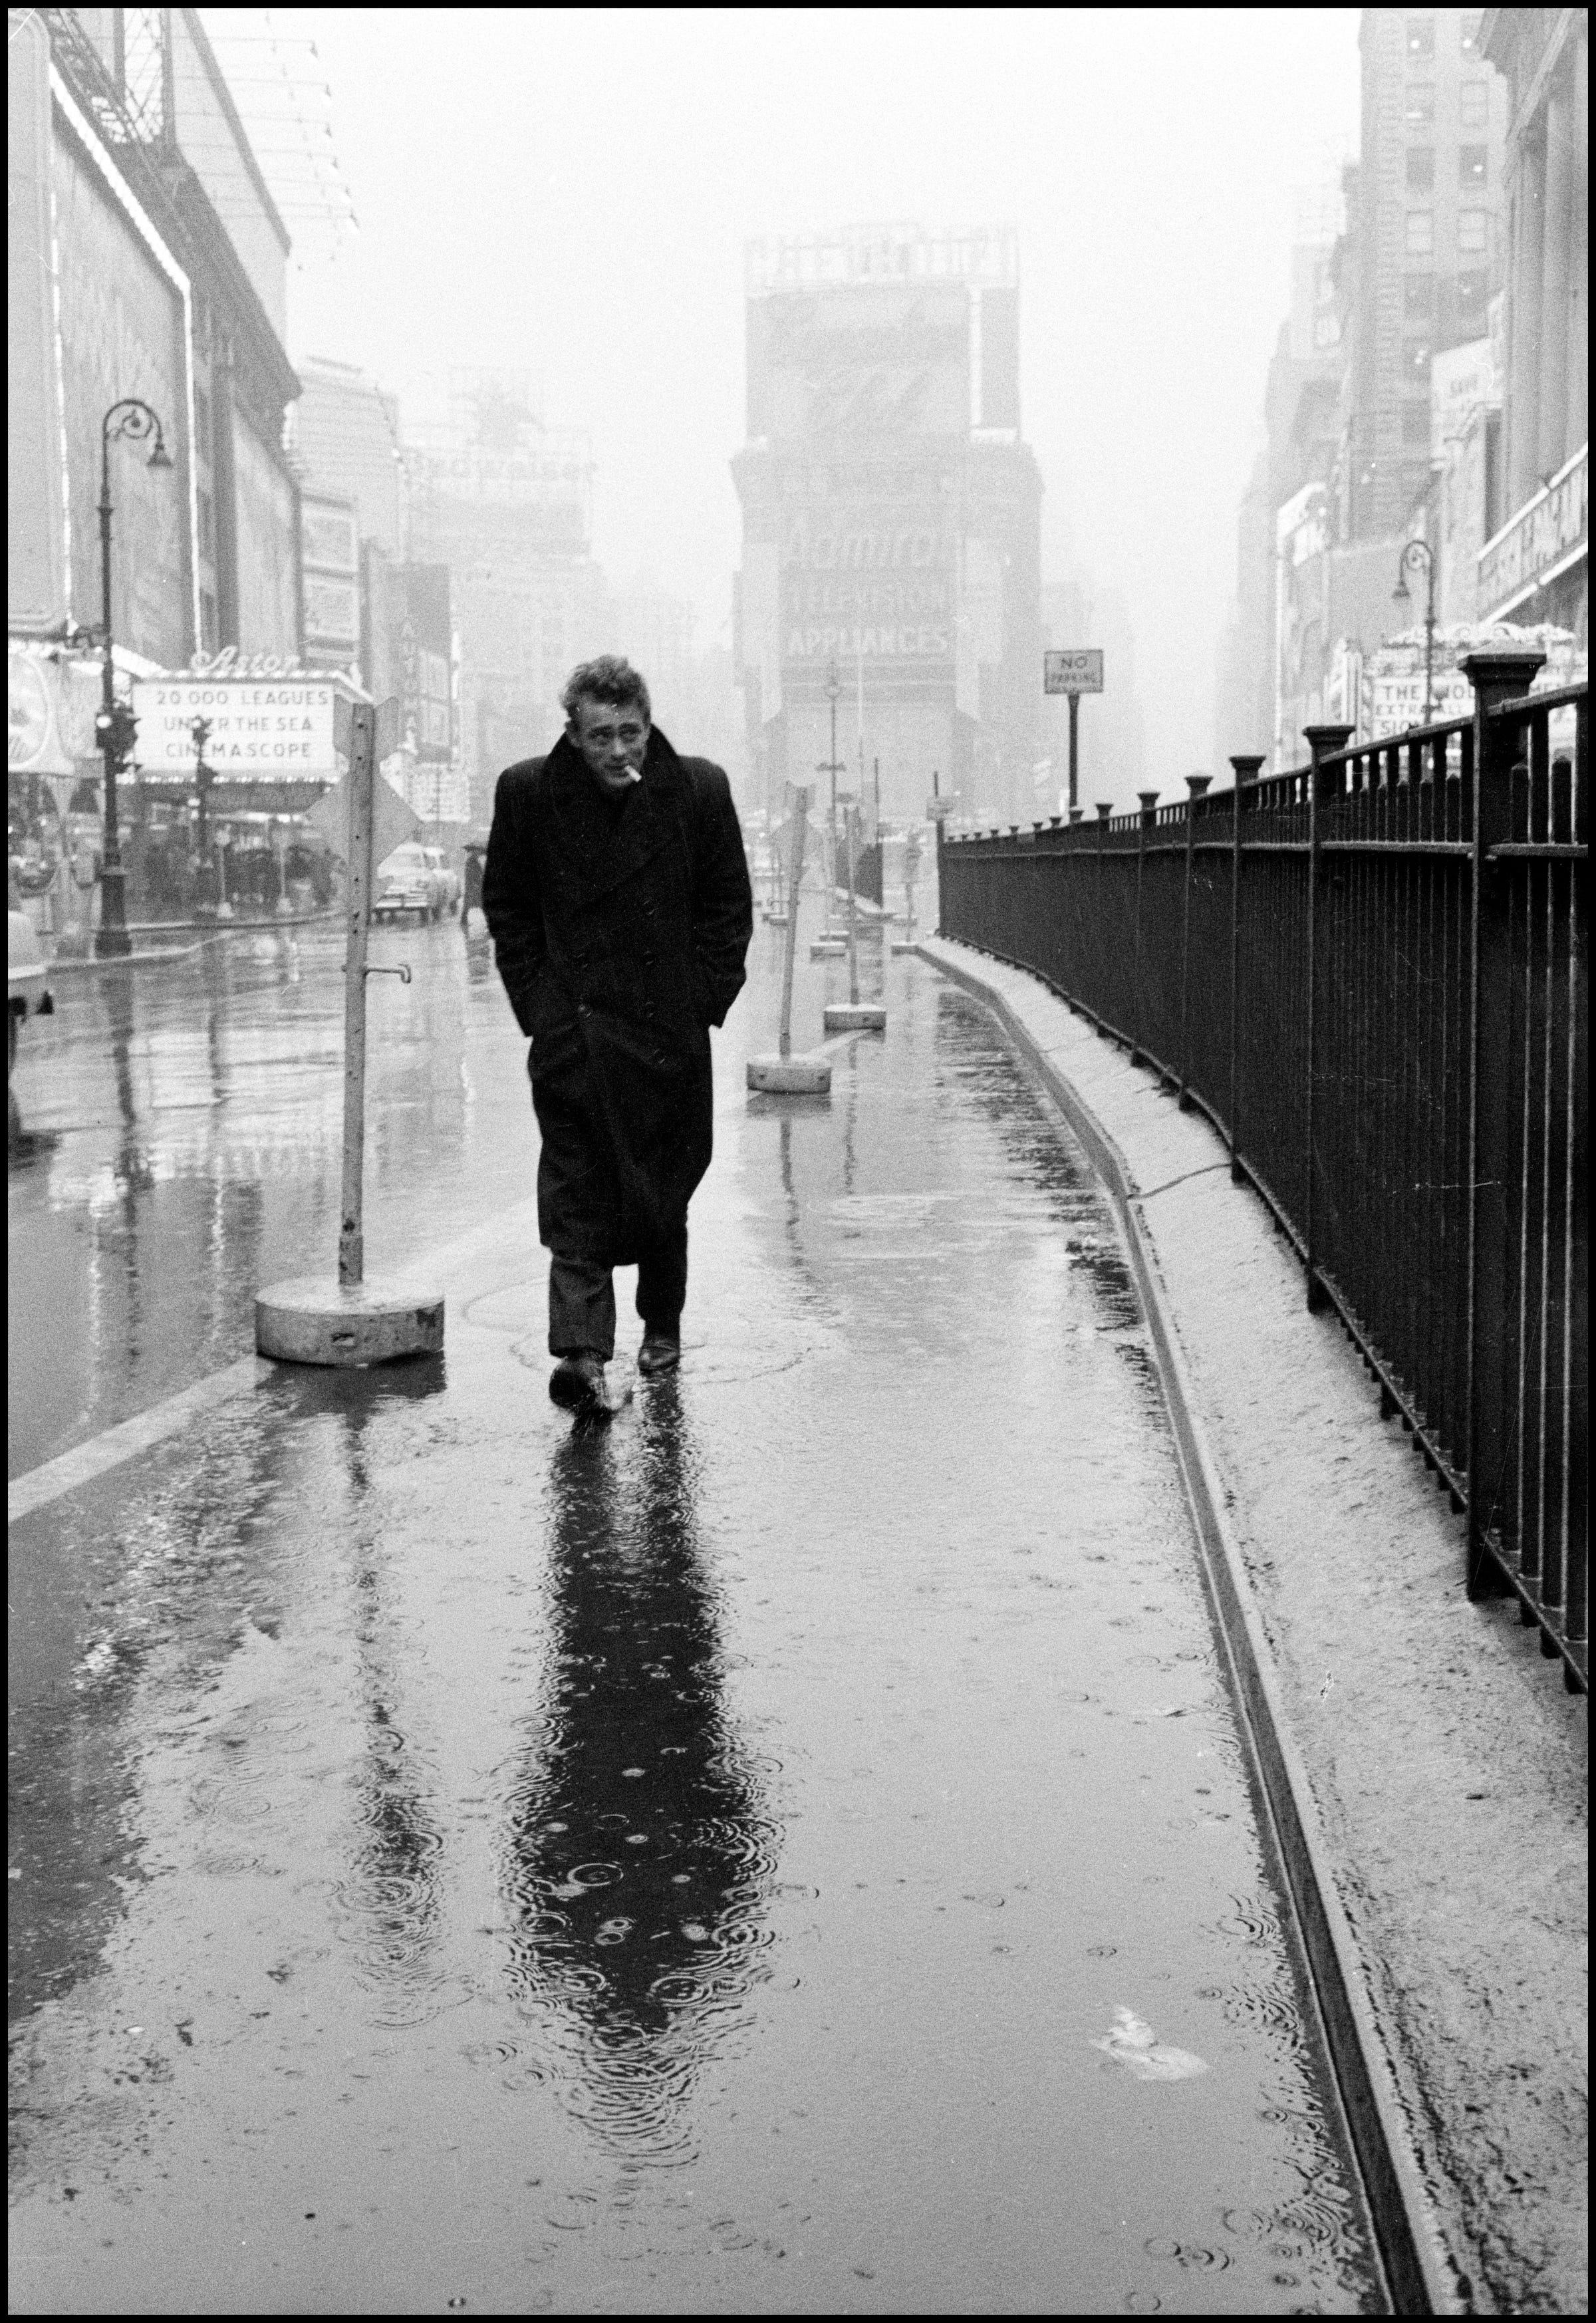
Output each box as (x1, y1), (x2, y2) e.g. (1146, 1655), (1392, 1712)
(9, 907), (1382, 2314)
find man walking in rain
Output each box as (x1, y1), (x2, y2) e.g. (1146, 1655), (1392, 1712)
(483, 657), (753, 1417)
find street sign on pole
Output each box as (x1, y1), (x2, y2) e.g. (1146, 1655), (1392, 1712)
(748, 781), (832, 1094)
(255, 694), (445, 1366)
(1044, 649), (1104, 694)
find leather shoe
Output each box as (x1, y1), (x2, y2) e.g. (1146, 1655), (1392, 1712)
(637, 1331), (681, 1378)
(549, 1351), (608, 1413)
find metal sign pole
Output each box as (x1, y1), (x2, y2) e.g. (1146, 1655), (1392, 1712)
(845, 801), (861, 1005)
(338, 701), (374, 1286)
(255, 692), (444, 1367)
(1068, 691), (1080, 815)
(825, 791), (885, 1034)
(777, 787), (808, 1060)
(748, 782), (831, 1094)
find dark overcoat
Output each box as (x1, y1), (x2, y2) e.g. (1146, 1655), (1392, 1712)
(483, 727), (753, 1262)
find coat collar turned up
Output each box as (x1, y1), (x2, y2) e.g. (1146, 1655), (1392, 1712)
(544, 725), (688, 905)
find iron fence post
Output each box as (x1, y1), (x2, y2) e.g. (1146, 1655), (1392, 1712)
(1228, 756), (1264, 1181)
(1132, 791), (1158, 1063)
(1179, 775), (1212, 1109)
(1303, 726), (1354, 1311)
(1095, 804), (1112, 1021)
(1462, 650), (1545, 1597)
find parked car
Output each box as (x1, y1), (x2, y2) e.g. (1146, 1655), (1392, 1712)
(8, 906), (54, 1078)
(422, 847), (462, 915)
(372, 841), (445, 924)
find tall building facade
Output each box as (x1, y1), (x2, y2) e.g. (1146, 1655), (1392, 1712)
(1214, 11), (1530, 768)
(1478, 8), (1587, 644)
(9, 6), (304, 925)
(9, 6), (301, 675)
(404, 372), (604, 825)
(732, 226), (1041, 828)
(289, 358), (404, 561)
(1345, 9), (1508, 539)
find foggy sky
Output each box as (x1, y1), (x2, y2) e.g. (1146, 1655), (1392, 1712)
(279, 7), (1360, 797)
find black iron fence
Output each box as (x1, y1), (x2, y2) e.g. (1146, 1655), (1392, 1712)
(940, 650), (1587, 1691)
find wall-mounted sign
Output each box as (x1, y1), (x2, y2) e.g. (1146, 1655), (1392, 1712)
(130, 676), (338, 778)
(188, 646), (308, 679)
(1430, 333), (1498, 456)
(301, 498), (358, 573)
(1043, 648), (1103, 694)
(8, 648), (98, 772)
(1478, 444), (1587, 619)
(304, 575), (360, 650)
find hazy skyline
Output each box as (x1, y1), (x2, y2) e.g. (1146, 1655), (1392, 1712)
(265, 7), (1361, 793)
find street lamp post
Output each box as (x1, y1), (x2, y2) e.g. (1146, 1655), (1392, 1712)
(1393, 537), (1438, 726)
(96, 398), (173, 958)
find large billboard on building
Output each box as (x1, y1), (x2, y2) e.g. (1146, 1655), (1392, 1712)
(53, 95), (193, 668)
(301, 494), (360, 672)
(748, 283), (970, 442)
(735, 226), (1039, 823)
(779, 486), (958, 700)
(8, 14), (68, 634)
(400, 565), (454, 762)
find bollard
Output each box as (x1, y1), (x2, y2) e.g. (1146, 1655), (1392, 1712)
(748, 784), (831, 1094)
(256, 695), (444, 1363)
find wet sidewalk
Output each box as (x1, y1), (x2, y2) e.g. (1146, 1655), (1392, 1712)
(9, 920), (1383, 2314)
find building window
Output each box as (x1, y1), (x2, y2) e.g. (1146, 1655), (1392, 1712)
(1404, 84), (1435, 127)
(1406, 17), (1434, 61)
(1404, 274), (1434, 318)
(1406, 146), (1435, 192)
(1457, 207), (1488, 253)
(1405, 210), (1435, 257)
(1459, 144), (1488, 186)
(1405, 338), (1432, 382)
(200, 589), (218, 650)
(1460, 13), (1483, 56)
(1459, 78), (1488, 129)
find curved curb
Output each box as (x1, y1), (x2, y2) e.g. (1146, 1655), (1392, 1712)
(918, 940), (1457, 2319)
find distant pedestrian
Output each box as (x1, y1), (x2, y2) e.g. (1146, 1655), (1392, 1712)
(462, 845), (484, 930)
(483, 656), (753, 1417)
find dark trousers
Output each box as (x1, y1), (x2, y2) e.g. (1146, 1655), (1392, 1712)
(549, 1224), (688, 1359)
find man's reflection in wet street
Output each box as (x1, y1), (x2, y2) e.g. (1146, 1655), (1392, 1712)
(500, 1385), (776, 2155)
(335, 1371), (448, 2008)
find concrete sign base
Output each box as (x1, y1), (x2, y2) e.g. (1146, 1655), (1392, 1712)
(256, 1276), (445, 1366)
(746, 1053), (832, 1095)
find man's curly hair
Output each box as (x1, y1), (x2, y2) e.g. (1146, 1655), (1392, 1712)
(561, 656), (651, 724)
